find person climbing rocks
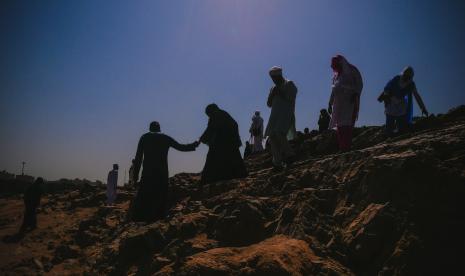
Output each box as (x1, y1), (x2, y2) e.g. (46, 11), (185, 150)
(378, 66), (428, 136)
(130, 121), (199, 222)
(265, 66), (298, 170)
(199, 103), (248, 184)
(328, 55), (363, 151)
(106, 164), (118, 206)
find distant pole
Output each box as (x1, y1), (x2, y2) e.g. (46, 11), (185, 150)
(21, 161), (26, 175)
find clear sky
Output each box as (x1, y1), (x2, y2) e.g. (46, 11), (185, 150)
(1, 1), (465, 184)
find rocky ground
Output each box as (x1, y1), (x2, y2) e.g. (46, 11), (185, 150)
(1, 106), (464, 275)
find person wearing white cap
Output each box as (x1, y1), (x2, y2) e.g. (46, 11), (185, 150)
(249, 111), (264, 153)
(265, 66), (297, 169)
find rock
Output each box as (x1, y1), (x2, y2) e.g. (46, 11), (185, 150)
(117, 222), (168, 263)
(343, 203), (398, 272)
(213, 200), (266, 246)
(52, 245), (80, 264)
(176, 235), (352, 275)
(33, 258), (43, 270)
(2, 105), (465, 275)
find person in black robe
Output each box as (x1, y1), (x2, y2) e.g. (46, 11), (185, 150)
(243, 141), (252, 159)
(199, 104), (247, 184)
(20, 177), (43, 232)
(318, 108), (331, 133)
(130, 121), (199, 222)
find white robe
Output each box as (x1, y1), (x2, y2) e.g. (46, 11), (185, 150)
(265, 80), (297, 137)
(249, 115), (264, 152)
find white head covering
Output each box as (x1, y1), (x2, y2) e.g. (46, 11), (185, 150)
(269, 66), (283, 77)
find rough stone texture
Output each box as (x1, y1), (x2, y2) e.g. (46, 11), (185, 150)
(1, 105), (464, 275)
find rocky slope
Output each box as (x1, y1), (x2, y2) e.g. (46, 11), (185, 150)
(1, 106), (464, 275)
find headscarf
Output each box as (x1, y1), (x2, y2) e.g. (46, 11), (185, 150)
(269, 66), (283, 77)
(331, 55), (352, 77)
(205, 103), (219, 116)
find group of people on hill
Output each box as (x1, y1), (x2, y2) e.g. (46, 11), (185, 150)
(122, 55), (429, 223)
(11, 54), (430, 233)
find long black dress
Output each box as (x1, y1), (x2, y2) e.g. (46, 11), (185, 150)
(131, 132), (196, 222)
(200, 109), (247, 184)
(21, 180), (43, 231)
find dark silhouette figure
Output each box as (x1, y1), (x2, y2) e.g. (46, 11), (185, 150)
(106, 164), (118, 206)
(244, 141), (252, 159)
(304, 128), (310, 135)
(128, 159), (135, 187)
(200, 104), (247, 184)
(21, 177), (43, 232)
(130, 121), (199, 222)
(318, 109), (331, 132)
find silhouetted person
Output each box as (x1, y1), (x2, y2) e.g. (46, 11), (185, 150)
(130, 121), (199, 222)
(378, 66), (428, 136)
(244, 141), (252, 159)
(128, 159), (135, 187)
(20, 177), (43, 232)
(318, 109), (331, 132)
(265, 66), (297, 170)
(328, 55), (363, 151)
(106, 164), (118, 206)
(200, 104), (247, 184)
(304, 128), (310, 135)
(249, 111), (264, 152)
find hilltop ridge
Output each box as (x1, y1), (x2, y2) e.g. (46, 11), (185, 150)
(1, 106), (464, 275)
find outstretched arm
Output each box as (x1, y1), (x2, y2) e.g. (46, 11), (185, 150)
(132, 136), (144, 183)
(413, 88), (428, 116)
(168, 136), (198, 152)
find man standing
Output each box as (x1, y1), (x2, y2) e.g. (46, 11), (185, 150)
(128, 159), (135, 187)
(249, 111), (264, 153)
(106, 164), (118, 206)
(130, 121), (199, 222)
(265, 66), (297, 170)
(20, 177), (43, 232)
(200, 104), (247, 184)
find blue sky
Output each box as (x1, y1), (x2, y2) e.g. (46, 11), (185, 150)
(1, 1), (464, 184)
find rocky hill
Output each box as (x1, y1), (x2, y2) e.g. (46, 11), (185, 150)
(1, 106), (464, 275)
